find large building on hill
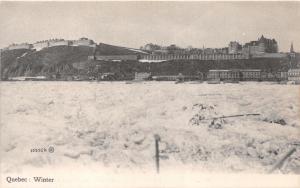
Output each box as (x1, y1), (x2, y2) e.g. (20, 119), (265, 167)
(141, 43), (162, 51)
(228, 41), (242, 54)
(32, 38), (96, 51)
(71, 37), (96, 47)
(7, 43), (32, 50)
(242, 35), (278, 55)
(48, 39), (71, 47)
(33, 41), (50, 51)
(4, 38), (97, 52)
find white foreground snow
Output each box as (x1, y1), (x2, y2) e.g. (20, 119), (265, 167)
(0, 81), (299, 177)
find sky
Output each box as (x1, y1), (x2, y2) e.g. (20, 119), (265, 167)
(0, 1), (299, 52)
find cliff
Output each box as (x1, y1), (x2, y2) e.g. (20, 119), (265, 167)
(1, 46), (94, 79)
(1, 44), (299, 80)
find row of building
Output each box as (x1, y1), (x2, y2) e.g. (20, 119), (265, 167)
(133, 69), (300, 83)
(141, 35), (279, 56)
(89, 53), (250, 62)
(2, 37), (96, 51)
(90, 52), (289, 62)
(139, 53), (249, 61)
(90, 35), (291, 62)
(207, 69), (265, 81)
(206, 69), (300, 82)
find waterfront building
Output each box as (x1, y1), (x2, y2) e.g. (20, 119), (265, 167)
(280, 72), (288, 81)
(288, 69), (300, 83)
(134, 72), (151, 81)
(207, 69), (262, 81)
(152, 75), (179, 81)
(207, 70), (240, 81)
(240, 69), (261, 80)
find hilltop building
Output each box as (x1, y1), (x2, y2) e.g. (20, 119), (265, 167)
(213, 47), (228, 54)
(228, 41), (242, 54)
(6, 38), (97, 51)
(242, 35), (278, 55)
(33, 41), (49, 51)
(7, 43), (32, 50)
(48, 39), (71, 47)
(71, 37), (96, 47)
(141, 43), (162, 51)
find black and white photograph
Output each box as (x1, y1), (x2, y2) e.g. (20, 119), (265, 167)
(0, 1), (300, 187)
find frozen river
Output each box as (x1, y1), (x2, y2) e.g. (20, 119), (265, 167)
(1, 81), (300, 175)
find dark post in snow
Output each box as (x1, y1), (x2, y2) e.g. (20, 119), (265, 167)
(154, 134), (161, 174)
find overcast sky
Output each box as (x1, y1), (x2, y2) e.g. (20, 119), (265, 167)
(0, 1), (299, 52)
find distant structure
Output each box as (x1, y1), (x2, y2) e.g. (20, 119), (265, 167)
(228, 41), (242, 54)
(140, 53), (248, 62)
(290, 42), (295, 53)
(207, 70), (240, 81)
(242, 35), (278, 55)
(7, 43), (32, 50)
(289, 42), (296, 59)
(288, 69), (300, 83)
(138, 35), (285, 62)
(71, 37), (96, 47)
(141, 43), (162, 51)
(48, 39), (71, 47)
(3, 37), (96, 52)
(207, 69), (262, 81)
(33, 41), (49, 51)
(134, 72), (151, 81)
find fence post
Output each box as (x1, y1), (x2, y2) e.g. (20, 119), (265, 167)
(154, 134), (161, 173)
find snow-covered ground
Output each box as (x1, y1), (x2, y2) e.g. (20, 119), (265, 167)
(1, 81), (299, 176)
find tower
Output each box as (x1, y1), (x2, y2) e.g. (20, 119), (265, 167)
(290, 42), (295, 53)
(289, 42), (296, 67)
